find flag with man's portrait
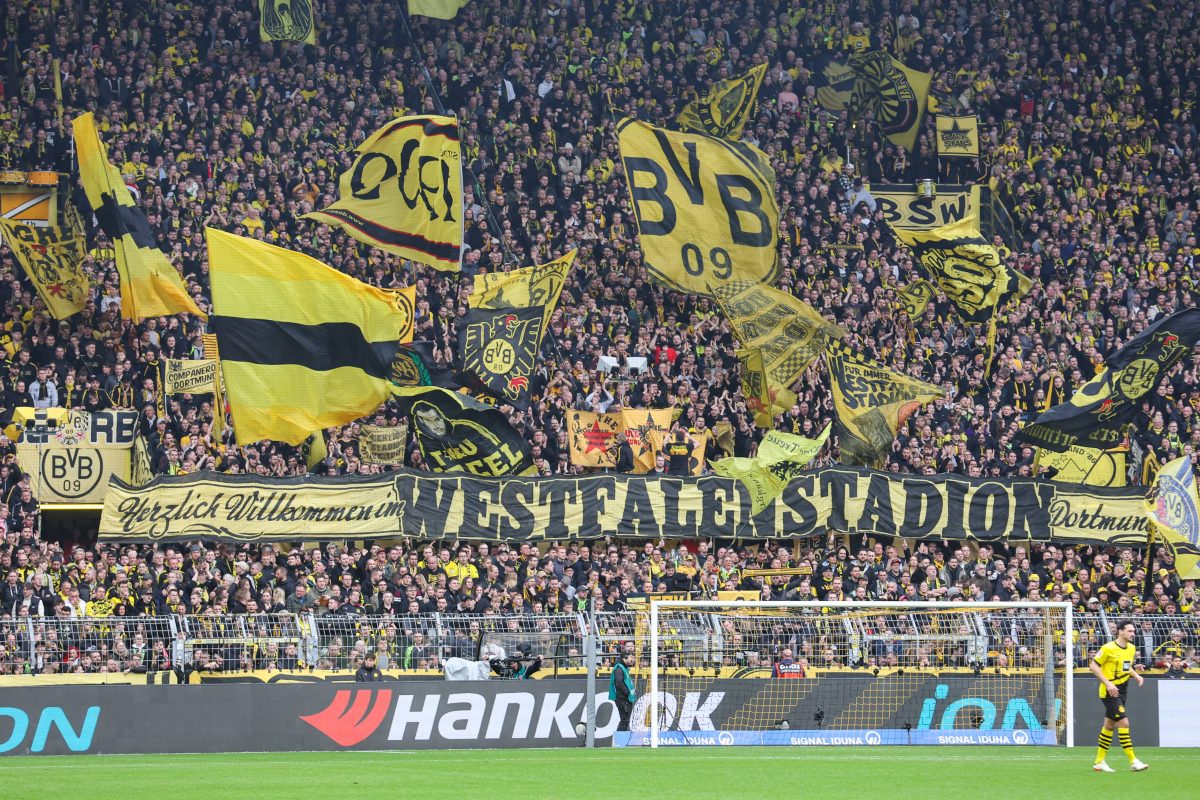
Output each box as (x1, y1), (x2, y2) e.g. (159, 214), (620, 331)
(394, 386), (534, 476)
(259, 0), (317, 45)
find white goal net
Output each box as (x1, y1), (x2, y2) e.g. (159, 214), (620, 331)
(629, 600), (1074, 748)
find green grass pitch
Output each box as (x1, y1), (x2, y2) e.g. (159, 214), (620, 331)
(4, 747), (1199, 799)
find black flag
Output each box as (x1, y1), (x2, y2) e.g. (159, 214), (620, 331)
(1016, 309), (1200, 452)
(457, 305), (544, 409)
(394, 387), (536, 476)
(391, 340), (455, 389)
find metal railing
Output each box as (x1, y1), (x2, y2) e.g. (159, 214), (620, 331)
(2, 609), (1196, 676)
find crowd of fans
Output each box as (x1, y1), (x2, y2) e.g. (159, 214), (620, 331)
(0, 0), (1197, 675)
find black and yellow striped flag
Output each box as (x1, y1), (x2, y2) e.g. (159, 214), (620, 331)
(73, 112), (205, 321)
(205, 228), (415, 445)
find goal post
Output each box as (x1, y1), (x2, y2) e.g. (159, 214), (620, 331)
(638, 600), (1073, 748)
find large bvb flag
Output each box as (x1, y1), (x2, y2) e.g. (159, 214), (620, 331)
(617, 117), (779, 296)
(73, 113), (205, 321)
(304, 115), (463, 271)
(1016, 310), (1200, 452)
(826, 339), (942, 466)
(206, 228), (415, 445)
(457, 305), (544, 409)
(259, 0), (316, 44)
(395, 386), (535, 476)
(0, 214), (89, 319)
(848, 52), (931, 151)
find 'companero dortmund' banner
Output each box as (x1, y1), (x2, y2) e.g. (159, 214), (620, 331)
(163, 358), (217, 395)
(617, 117), (779, 296)
(305, 115), (463, 271)
(98, 467), (1150, 545)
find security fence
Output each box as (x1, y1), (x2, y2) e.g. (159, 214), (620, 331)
(2, 608), (1196, 676)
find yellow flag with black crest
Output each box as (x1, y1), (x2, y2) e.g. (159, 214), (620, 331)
(895, 279), (935, 319)
(848, 52), (931, 151)
(677, 63), (766, 140)
(0, 217), (89, 319)
(617, 117), (779, 296)
(471, 250), (575, 333)
(259, 0), (316, 45)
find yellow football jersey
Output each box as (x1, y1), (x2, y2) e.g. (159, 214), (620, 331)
(1093, 640), (1136, 697)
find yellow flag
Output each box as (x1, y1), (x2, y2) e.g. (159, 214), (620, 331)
(304, 115), (463, 271)
(206, 228), (415, 445)
(892, 214), (1031, 323)
(1146, 456), (1200, 579)
(677, 63), (766, 140)
(162, 358), (218, 395)
(408, 0), (470, 19)
(1034, 445), (1127, 487)
(470, 249), (576, 333)
(617, 117), (778, 296)
(737, 345), (797, 429)
(201, 332), (226, 443)
(896, 279), (935, 319)
(259, 0), (316, 44)
(849, 52), (931, 151)
(935, 115), (980, 157)
(0, 217), (89, 319)
(716, 281), (845, 421)
(567, 410), (621, 468)
(73, 112), (204, 321)
(713, 426), (830, 513)
(649, 428), (711, 475)
(826, 339), (942, 466)
(300, 431), (328, 471)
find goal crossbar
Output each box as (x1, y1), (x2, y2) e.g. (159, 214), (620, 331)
(646, 600), (1074, 749)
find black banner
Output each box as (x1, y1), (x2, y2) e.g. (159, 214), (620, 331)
(99, 465), (1150, 545)
(394, 387), (535, 476)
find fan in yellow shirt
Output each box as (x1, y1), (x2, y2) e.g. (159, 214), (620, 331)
(1089, 620), (1148, 772)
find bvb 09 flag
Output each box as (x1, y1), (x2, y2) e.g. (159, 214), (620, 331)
(617, 117), (779, 296)
(73, 113), (205, 321)
(1016, 309), (1200, 452)
(0, 217), (89, 319)
(677, 63), (767, 140)
(305, 115), (463, 271)
(935, 115), (980, 158)
(457, 305), (544, 409)
(206, 228), (415, 445)
(1147, 456), (1200, 580)
(826, 339), (942, 466)
(848, 51), (931, 151)
(895, 279), (935, 320)
(892, 214), (1031, 323)
(260, 0), (316, 44)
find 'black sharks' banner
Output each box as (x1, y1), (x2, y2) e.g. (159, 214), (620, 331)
(99, 465), (1150, 545)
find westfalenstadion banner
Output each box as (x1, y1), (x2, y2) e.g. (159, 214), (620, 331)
(99, 467), (1150, 546)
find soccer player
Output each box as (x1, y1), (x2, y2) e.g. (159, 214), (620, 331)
(1089, 620), (1148, 772)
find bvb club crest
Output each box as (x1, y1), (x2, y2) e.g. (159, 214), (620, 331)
(461, 309), (542, 402)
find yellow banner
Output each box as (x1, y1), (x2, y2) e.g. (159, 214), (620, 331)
(567, 409), (673, 471)
(259, 0), (316, 44)
(0, 217), (89, 318)
(737, 345), (797, 428)
(361, 423), (409, 465)
(826, 339), (942, 466)
(1035, 446), (1128, 487)
(936, 115), (980, 157)
(98, 467), (1154, 547)
(892, 214), (1031, 323)
(677, 63), (766, 140)
(162, 358), (217, 395)
(18, 441), (131, 505)
(649, 428), (711, 475)
(305, 115), (462, 271)
(471, 250), (575, 333)
(617, 117), (778, 296)
(73, 113), (204, 321)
